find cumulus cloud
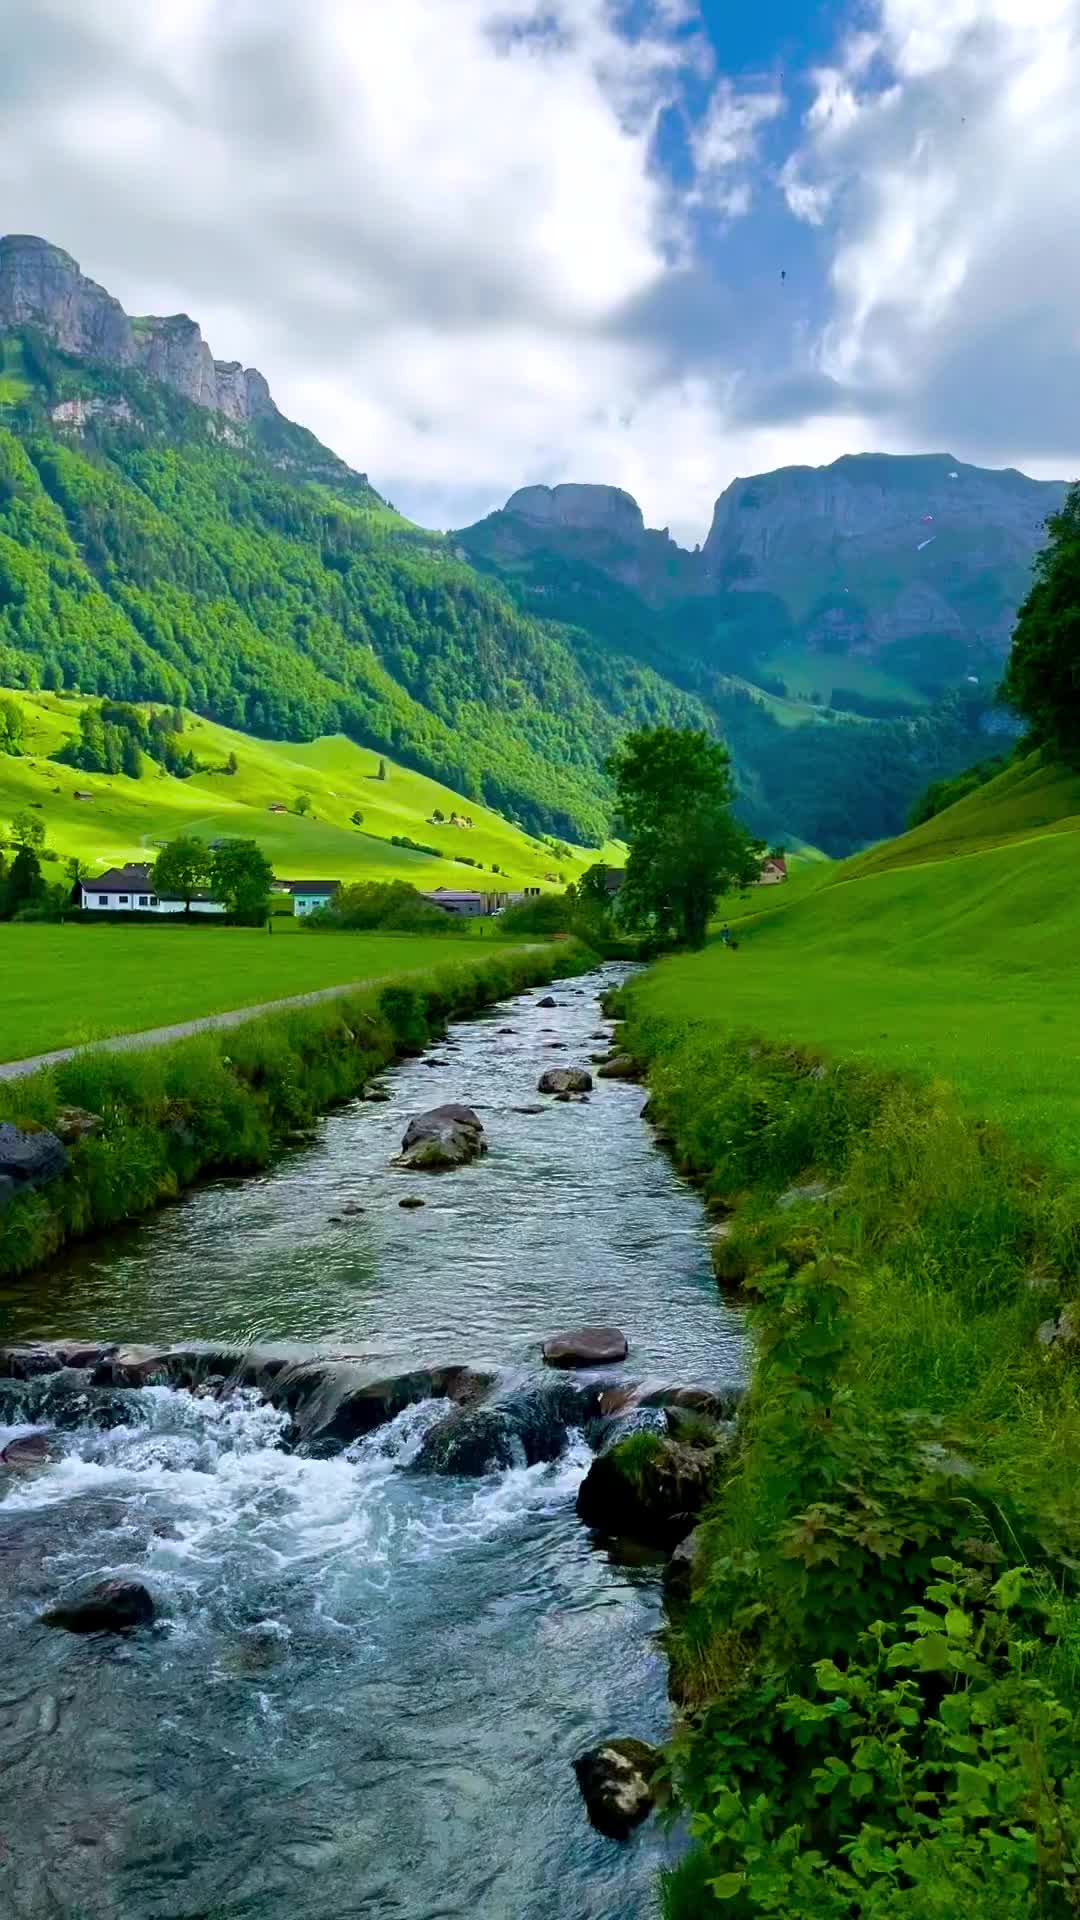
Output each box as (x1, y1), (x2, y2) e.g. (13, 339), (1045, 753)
(785, 0), (1080, 474)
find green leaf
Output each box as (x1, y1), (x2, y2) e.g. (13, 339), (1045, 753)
(709, 1873), (746, 1900)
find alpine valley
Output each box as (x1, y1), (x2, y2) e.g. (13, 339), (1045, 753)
(0, 235), (1065, 856)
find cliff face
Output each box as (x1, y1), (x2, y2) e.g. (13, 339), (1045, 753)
(701, 453), (1065, 659)
(0, 235), (275, 422)
(503, 483), (646, 543)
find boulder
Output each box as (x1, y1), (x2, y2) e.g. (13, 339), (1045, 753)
(396, 1104), (486, 1171)
(638, 1384), (744, 1421)
(363, 1087), (391, 1103)
(538, 1067), (593, 1095)
(399, 1195), (425, 1209)
(537, 995), (558, 1009)
(414, 1380), (605, 1476)
(91, 1347), (172, 1388)
(42, 1579), (155, 1635)
(54, 1105), (103, 1145)
(1, 1432), (57, 1471)
(597, 1055), (644, 1082)
(0, 1122), (69, 1192)
(543, 1327), (628, 1369)
(513, 1105), (546, 1116)
(576, 1432), (721, 1547)
(272, 1361), (496, 1449)
(574, 1739), (661, 1840)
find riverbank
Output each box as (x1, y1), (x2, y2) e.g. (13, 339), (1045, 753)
(615, 969), (1080, 1917)
(0, 940), (590, 1280)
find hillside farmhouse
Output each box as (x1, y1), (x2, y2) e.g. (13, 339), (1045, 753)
(79, 864), (226, 915)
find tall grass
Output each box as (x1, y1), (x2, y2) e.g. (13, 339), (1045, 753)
(616, 989), (1080, 1916)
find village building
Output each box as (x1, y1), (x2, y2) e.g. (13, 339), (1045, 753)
(757, 856), (788, 886)
(276, 880), (341, 917)
(79, 863), (226, 915)
(420, 887), (503, 917)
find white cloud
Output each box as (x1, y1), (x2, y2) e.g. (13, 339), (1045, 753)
(690, 79), (784, 211)
(785, 0), (1080, 470)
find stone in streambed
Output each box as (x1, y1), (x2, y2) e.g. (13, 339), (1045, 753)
(574, 1738), (661, 1840)
(597, 1055), (644, 1082)
(399, 1195), (425, 1209)
(1, 1432), (57, 1471)
(414, 1379), (606, 1476)
(576, 1432), (722, 1548)
(537, 995), (558, 1009)
(273, 1361), (495, 1449)
(395, 1104), (486, 1171)
(42, 1579), (156, 1635)
(663, 1524), (707, 1600)
(543, 1327), (628, 1369)
(538, 1067), (592, 1095)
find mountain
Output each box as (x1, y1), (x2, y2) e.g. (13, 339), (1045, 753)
(457, 459), (1065, 709)
(0, 236), (1033, 856)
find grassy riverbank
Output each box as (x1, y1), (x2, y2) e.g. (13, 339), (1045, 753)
(0, 923), (518, 1062)
(0, 940), (589, 1278)
(617, 763), (1080, 1916)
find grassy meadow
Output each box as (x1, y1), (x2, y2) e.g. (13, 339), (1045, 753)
(617, 754), (1080, 1915)
(648, 753), (1080, 1169)
(0, 923), (527, 1061)
(0, 687), (622, 894)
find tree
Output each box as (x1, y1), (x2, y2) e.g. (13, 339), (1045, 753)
(121, 734), (142, 779)
(0, 697), (24, 755)
(1000, 484), (1080, 762)
(377, 758), (387, 781)
(3, 846), (44, 918)
(295, 792), (312, 816)
(226, 750), (239, 775)
(351, 809), (364, 826)
(209, 839), (274, 923)
(153, 835), (211, 914)
(11, 809), (45, 850)
(608, 727), (757, 947)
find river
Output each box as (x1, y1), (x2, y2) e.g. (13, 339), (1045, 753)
(0, 964), (745, 1920)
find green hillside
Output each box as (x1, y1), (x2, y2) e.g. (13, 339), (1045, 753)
(636, 755), (1080, 1168)
(0, 329), (717, 847)
(0, 688), (620, 892)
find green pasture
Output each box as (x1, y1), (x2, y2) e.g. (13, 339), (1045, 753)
(0, 923), (521, 1061)
(0, 688), (620, 892)
(641, 756), (1080, 1170)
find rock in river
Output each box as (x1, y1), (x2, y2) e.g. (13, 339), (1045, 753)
(576, 1432), (722, 1547)
(537, 995), (558, 1009)
(543, 1327), (628, 1369)
(597, 1055), (644, 1082)
(574, 1738), (661, 1839)
(42, 1579), (156, 1635)
(395, 1104), (486, 1172)
(537, 1067), (593, 1096)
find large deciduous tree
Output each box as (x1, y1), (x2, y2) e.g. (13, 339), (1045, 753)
(608, 727), (757, 948)
(152, 836), (211, 914)
(209, 839), (274, 923)
(1001, 484), (1080, 763)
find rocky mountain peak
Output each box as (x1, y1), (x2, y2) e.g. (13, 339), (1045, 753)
(503, 483), (646, 544)
(0, 234), (276, 423)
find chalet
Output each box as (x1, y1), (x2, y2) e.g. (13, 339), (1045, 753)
(79, 863), (226, 916)
(757, 856), (788, 886)
(602, 867), (625, 896)
(268, 802), (288, 815)
(277, 879), (340, 917)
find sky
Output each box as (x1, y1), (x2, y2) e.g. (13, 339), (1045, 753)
(1, 0), (1077, 543)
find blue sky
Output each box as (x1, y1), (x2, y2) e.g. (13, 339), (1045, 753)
(1, 0), (1077, 541)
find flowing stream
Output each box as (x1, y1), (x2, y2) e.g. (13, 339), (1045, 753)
(0, 965), (745, 1920)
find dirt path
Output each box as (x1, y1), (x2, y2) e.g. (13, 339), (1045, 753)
(0, 976), (408, 1083)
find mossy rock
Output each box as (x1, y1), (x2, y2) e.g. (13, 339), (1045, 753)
(576, 1430), (722, 1547)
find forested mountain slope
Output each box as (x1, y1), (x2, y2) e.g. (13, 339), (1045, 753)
(0, 235), (1030, 854)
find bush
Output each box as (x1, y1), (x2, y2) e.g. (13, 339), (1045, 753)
(311, 880), (467, 934)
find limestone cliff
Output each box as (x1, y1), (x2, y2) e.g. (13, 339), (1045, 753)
(0, 235), (276, 422)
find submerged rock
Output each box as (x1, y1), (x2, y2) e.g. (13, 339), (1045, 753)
(1, 1432), (57, 1471)
(574, 1738), (661, 1839)
(399, 1195), (426, 1209)
(538, 1068), (593, 1096)
(42, 1579), (156, 1635)
(576, 1433), (722, 1547)
(396, 1104), (486, 1171)
(273, 1361), (496, 1449)
(543, 1327), (628, 1369)
(414, 1379), (606, 1476)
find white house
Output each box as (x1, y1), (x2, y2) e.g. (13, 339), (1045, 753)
(80, 863), (226, 915)
(277, 880), (341, 917)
